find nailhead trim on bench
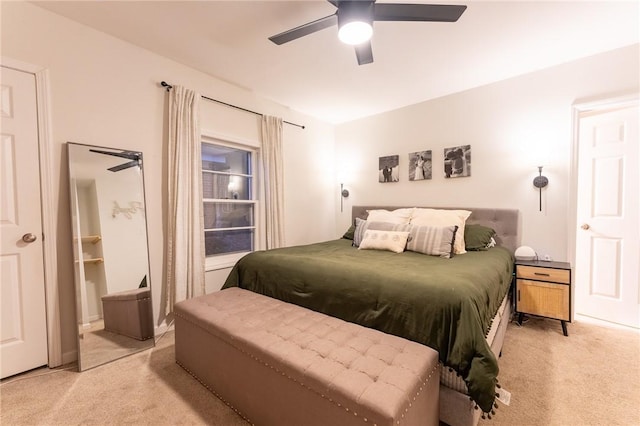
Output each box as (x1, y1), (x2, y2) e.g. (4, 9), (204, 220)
(176, 309), (439, 425)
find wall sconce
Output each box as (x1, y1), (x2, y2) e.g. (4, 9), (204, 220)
(340, 183), (350, 212)
(533, 166), (549, 211)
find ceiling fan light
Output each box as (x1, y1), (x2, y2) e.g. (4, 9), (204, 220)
(338, 21), (372, 45)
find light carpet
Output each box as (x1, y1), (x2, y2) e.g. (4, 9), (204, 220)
(1, 317), (638, 425)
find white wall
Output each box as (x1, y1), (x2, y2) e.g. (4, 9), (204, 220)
(335, 44), (639, 262)
(1, 2), (336, 362)
(94, 172), (149, 295)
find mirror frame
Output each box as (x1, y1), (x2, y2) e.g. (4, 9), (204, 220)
(66, 142), (154, 371)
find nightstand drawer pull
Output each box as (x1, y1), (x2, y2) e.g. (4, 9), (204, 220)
(534, 272), (551, 277)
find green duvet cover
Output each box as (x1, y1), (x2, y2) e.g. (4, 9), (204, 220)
(223, 238), (514, 412)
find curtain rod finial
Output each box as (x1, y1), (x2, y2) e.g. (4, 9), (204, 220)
(160, 81), (172, 91)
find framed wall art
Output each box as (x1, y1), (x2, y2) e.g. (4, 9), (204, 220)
(444, 145), (471, 178)
(409, 150), (432, 181)
(378, 155), (399, 183)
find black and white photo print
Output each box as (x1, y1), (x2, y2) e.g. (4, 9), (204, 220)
(409, 150), (432, 181)
(444, 145), (471, 178)
(379, 155), (399, 183)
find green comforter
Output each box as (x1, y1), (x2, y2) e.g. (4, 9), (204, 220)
(223, 239), (514, 412)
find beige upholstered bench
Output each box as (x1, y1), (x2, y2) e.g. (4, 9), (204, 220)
(174, 288), (440, 426)
(101, 288), (153, 340)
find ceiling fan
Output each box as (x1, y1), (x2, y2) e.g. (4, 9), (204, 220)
(269, 0), (467, 65)
(89, 149), (142, 172)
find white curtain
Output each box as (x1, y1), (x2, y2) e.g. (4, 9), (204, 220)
(166, 85), (205, 315)
(260, 115), (285, 249)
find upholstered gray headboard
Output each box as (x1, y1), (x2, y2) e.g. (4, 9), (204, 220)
(352, 206), (521, 254)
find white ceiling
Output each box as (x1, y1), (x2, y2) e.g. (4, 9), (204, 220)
(32, 1), (639, 124)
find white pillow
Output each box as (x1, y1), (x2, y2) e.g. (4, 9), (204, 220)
(366, 208), (414, 225)
(406, 225), (458, 258)
(410, 208), (471, 254)
(358, 230), (410, 253)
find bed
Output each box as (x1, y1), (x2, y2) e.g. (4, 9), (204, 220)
(222, 206), (520, 426)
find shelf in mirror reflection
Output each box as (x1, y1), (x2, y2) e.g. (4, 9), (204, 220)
(81, 235), (102, 244)
(75, 257), (105, 264)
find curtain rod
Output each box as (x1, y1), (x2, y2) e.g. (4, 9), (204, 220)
(160, 81), (305, 129)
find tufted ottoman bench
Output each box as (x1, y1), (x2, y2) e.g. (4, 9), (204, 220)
(101, 288), (153, 340)
(174, 288), (440, 426)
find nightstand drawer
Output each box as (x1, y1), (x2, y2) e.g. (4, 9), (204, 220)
(516, 265), (570, 284)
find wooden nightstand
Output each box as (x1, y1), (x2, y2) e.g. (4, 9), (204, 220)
(515, 260), (572, 336)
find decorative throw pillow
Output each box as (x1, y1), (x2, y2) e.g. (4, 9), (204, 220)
(406, 225), (458, 258)
(410, 208), (471, 254)
(358, 230), (410, 253)
(366, 208), (414, 225)
(464, 224), (497, 251)
(353, 217), (412, 247)
(342, 224), (356, 240)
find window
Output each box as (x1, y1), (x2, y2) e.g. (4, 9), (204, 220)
(202, 141), (256, 270)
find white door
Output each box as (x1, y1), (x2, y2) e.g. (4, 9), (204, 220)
(575, 103), (639, 329)
(0, 66), (48, 378)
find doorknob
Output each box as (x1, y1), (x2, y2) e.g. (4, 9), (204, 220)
(22, 233), (37, 243)
(581, 223), (590, 230)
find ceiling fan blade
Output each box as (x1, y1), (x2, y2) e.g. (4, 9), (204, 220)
(373, 4), (467, 22)
(269, 14), (338, 45)
(108, 160), (139, 172)
(90, 149), (140, 161)
(355, 42), (374, 65)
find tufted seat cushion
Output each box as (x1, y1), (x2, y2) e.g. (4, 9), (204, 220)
(175, 287), (439, 426)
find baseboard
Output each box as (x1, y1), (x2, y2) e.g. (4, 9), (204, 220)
(61, 350), (78, 365)
(155, 318), (175, 337)
(575, 314), (639, 333)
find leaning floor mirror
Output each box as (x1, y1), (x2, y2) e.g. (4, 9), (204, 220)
(67, 142), (154, 371)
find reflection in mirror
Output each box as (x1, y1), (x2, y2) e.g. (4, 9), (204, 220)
(67, 142), (154, 371)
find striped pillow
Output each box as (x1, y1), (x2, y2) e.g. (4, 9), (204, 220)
(353, 217), (412, 247)
(410, 209), (471, 254)
(406, 225), (459, 258)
